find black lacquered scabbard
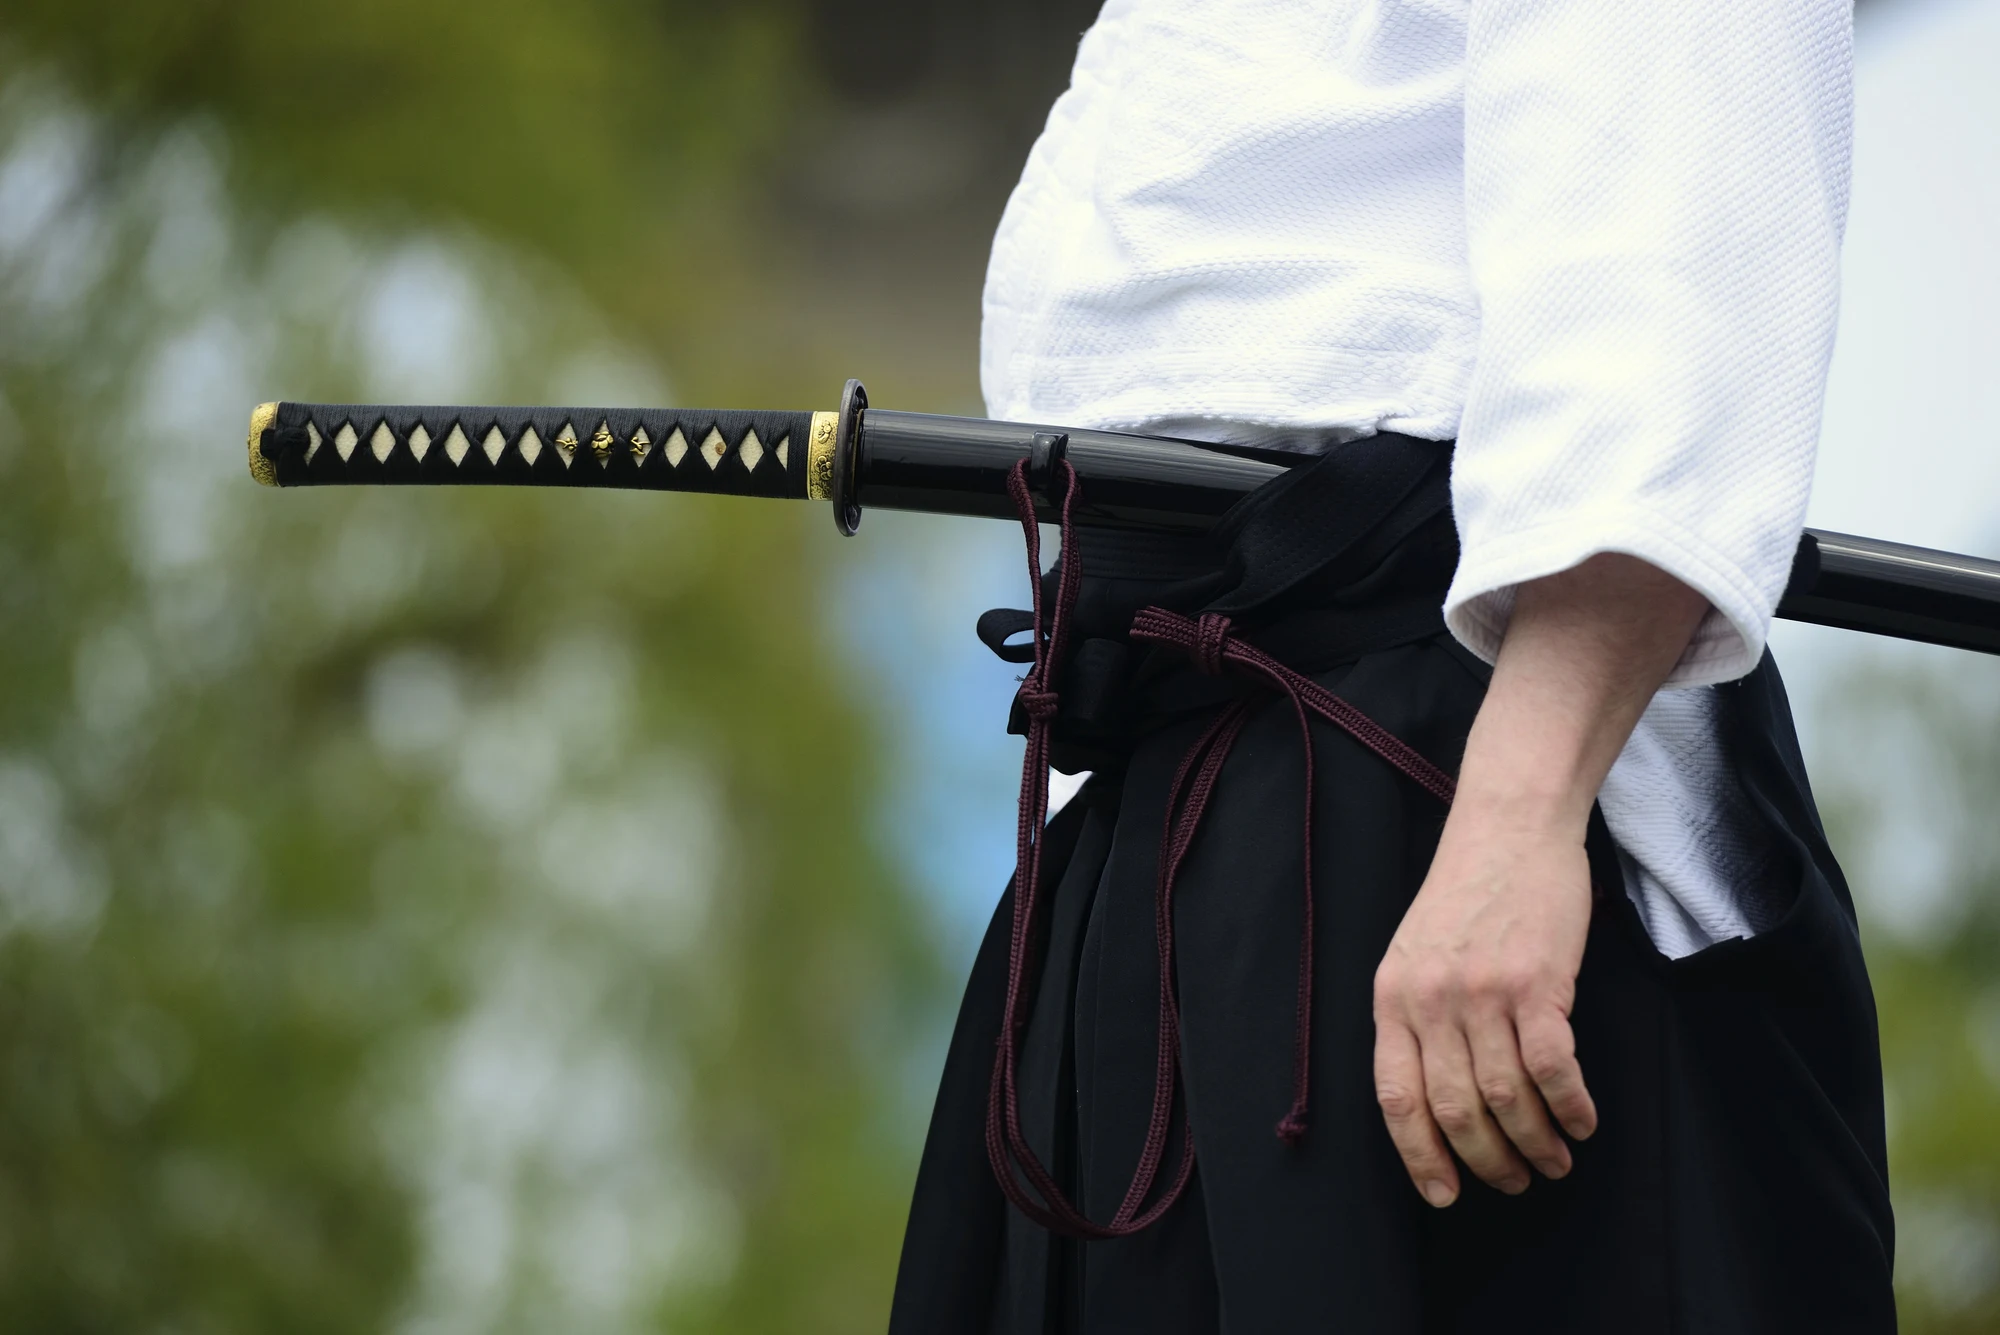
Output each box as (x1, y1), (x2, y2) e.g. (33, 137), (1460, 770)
(848, 409), (1284, 531)
(248, 380), (2000, 658)
(1780, 530), (2000, 656)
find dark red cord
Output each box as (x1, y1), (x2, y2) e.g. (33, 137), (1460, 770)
(1128, 608), (1457, 1147)
(985, 457), (1191, 1238)
(985, 462), (1457, 1238)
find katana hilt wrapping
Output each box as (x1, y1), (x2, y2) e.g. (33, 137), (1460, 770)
(248, 399), (827, 502)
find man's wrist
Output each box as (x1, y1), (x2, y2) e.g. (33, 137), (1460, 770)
(1448, 767), (1596, 839)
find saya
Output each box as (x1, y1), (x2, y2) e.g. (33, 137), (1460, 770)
(246, 379), (2000, 657)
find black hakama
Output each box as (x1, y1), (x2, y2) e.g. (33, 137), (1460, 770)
(888, 437), (1895, 1333)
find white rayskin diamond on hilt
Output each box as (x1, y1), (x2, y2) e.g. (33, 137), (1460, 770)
(699, 428), (728, 469)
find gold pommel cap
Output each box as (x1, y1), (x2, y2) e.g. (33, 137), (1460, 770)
(246, 401), (279, 486)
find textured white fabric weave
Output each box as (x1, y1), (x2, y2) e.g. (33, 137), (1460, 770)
(984, 0), (1854, 955)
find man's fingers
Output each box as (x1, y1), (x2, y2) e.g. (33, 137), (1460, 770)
(1465, 1010), (1571, 1180)
(1518, 1005), (1598, 1141)
(1373, 1020), (1459, 1208)
(1419, 1025), (1530, 1194)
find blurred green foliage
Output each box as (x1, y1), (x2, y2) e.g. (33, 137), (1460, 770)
(1819, 655), (2000, 1331)
(0, 0), (797, 294)
(0, 2), (938, 1331)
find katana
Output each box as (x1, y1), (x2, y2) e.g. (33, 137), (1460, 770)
(246, 379), (2000, 657)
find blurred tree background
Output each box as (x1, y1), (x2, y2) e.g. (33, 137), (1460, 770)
(0, 0), (1085, 1329)
(0, 0), (1995, 1331)
(1816, 655), (2000, 1333)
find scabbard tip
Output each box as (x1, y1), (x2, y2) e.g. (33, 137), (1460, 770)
(247, 401), (280, 486)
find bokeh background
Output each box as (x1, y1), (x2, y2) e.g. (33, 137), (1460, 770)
(0, 0), (1993, 1329)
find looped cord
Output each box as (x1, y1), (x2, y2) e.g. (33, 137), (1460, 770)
(986, 458), (1198, 1240)
(984, 469), (1457, 1241)
(1129, 605), (1456, 1146)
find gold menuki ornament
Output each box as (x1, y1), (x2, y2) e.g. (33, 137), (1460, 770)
(590, 422), (615, 464)
(806, 410), (839, 501)
(246, 401), (279, 487)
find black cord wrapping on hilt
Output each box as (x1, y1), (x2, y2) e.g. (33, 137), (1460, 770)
(257, 402), (813, 497)
(261, 426), (304, 460)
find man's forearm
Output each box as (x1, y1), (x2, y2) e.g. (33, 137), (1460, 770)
(1372, 552), (1710, 1206)
(1455, 553), (1712, 835)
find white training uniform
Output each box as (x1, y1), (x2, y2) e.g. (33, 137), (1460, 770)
(980, 0), (1854, 956)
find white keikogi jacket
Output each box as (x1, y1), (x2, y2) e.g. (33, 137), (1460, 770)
(980, 0), (1855, 957)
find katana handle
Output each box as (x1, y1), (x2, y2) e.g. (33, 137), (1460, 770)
(246, 399), (831, 501)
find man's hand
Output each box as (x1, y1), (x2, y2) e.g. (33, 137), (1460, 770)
(1373, 553), (1710, 1206)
